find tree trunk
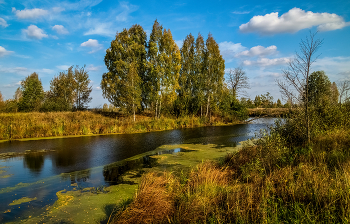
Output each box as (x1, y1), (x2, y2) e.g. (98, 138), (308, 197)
(159, 95), (162, 119)
(133, 103), (135, 122)
(206, 95), (210, 117)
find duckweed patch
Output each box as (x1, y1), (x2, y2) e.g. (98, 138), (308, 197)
(9, 197), (37, 206)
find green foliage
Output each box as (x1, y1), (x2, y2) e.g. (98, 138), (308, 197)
(18, 72), (45, 112)
(74, 66), (92, 110)
(254, 95), (261, 108)
(101, 24), (146, 116)
(0, 91), (5, 112)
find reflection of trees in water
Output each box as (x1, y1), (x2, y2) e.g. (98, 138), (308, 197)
(23, 153), (44, 175)
(61, 169), (91, 184)
(103, 156), (158, 184)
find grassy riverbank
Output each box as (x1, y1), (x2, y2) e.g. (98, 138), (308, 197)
(110, 127), (350, 223)
(109, 102), (350, 223)
(0, 111), (239, 141)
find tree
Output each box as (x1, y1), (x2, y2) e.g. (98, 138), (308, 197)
(226, 67), (249, 98)
(43, 67), (76, 111)
(194, 33), (206, 116)
(18, 72), (45, 112)
(277, 99), (282, 108)
(0, 91), (5, 111)
(203, 33), (225, 117)
(254, 95), (261, 108)
(101, 24), (146, 118)
(125, 62), (142, 121)
(146, 21), (181, 118)
(277, 31), (323, 144)
(14, 87), (22, 102)
(338, 80), (350, 104)
(260, 92), (273, 108)
(177, 33), (196, 115)
(74, 66), (92, 110)
(307, 71), (332, 107)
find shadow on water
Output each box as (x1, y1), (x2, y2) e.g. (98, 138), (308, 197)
(23, 153), (44, 175)
(103, 148), (192, 185)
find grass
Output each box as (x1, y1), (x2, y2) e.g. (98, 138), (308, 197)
(110, 121), (350, 223)
(0, 111), (240, 141)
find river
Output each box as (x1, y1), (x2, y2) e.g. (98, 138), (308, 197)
(0, 118), (277, 223)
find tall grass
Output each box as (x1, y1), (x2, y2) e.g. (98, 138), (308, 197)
(0, 111), (239, 140)
(111, 104), (350, 223)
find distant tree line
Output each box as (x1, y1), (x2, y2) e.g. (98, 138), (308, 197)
(101, 20), (249, 121)
(0, 66), (92, 113)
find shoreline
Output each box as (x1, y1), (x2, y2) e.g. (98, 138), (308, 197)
(0, 120), (242, 144)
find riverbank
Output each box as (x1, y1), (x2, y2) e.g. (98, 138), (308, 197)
(0, 111), (241, 142)
(5, 141), (249, 223)
(248, 108), (290, 117)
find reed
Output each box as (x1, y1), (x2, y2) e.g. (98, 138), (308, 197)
(0, 112), (239, 141)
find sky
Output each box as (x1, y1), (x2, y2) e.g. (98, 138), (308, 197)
(0, 0), (350, 107)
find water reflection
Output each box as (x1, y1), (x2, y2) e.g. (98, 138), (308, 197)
(103, 156), (158, 185)
(23, 153), (44, 175)
(61, 169), (91, 184)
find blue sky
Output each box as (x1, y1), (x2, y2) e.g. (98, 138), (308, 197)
(1, 0), (350, 107)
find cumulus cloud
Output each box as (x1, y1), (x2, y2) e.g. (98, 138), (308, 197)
(219, 41), (246, 61)
(12, 7), (49, 19)
(236, 45), (277, 57)
(243, 57), (291, 67)
(52, 25), (69, 35)
(0, 17), (8, 28)
(240, 8), (350, 35)
(80, 39), (103, 53)
(23, 25), (48, 40)
(0, 46), (13, 57)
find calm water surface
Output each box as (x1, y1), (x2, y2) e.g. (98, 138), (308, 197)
(0, 118), (277, 222)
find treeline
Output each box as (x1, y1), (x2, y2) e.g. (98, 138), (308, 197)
(0, 66), (92, 113)
(101, 20), (248, 121)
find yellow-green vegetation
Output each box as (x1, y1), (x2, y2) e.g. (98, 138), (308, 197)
(9, 197), (37, 206)
(0, 111), (239, 141)
(10, 142), (243, 224)
(0, 165), (13, 179)
(248, 108), (290, 117)
(110, 89), (350, 224)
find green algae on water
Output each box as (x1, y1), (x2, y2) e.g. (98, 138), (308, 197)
(9, 197), (37, 206)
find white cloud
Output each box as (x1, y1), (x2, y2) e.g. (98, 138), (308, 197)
(87, 64), (101, 71)
(0, 17), (8, 28)
(236, 45), (278, 57)
(81, 39), (103, 53)
(0, 66), (54, 77)
(0, 46), (13, 57)
(219, 41), (246, 61)
(84, 22), (115, 36)
(313, 57), (350, 80)
(240, 7), (350, 35)
(12, 7), (49, 19)
(23, 25), (48, 40)
(232, 10), (250, 15)
(52, 25), (69, 35)
(243, 57), (291, 67)
(56, 65), (71, 71)
(95, 86), (101, 90)
(115, 1), (138, 21)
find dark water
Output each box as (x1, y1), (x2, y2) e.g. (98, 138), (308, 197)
(0, 118), (277, 222)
